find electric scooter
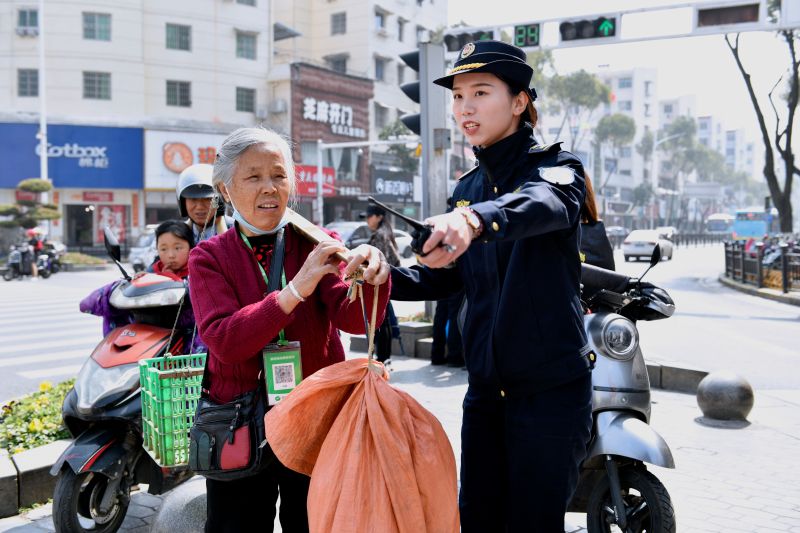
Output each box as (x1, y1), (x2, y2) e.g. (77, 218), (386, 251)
(568, 246), (677, 533)
(50, 228), (194, 533)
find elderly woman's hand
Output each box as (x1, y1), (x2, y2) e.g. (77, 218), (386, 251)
(344, 244), (390, 286)
(291, 240), (348, 299)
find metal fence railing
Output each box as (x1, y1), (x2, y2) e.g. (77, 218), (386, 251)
(723, 241), (800, 294)
(608, 232), (728, 249)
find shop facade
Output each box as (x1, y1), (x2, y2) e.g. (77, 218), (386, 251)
(290, 63), (373, 223)
(0, 122), (143, 247)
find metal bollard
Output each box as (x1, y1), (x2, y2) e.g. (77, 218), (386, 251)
(781, 243), (789, 294)
(756, 242), (765, 288)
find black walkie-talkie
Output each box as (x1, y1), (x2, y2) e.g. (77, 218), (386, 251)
(367, 197), (436, 257)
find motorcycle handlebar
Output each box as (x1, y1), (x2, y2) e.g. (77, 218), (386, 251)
(581, 263), (631, 294)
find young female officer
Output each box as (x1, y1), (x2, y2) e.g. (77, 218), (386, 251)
(390, 40), (593, 532)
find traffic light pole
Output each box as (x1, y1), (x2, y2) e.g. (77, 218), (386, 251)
(418, 43), (449, 221)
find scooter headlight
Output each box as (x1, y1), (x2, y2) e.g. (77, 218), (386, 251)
(602, 318), (639, 360)
(75, 358), (140, 414)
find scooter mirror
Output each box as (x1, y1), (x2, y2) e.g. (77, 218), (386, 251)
(649, 244), (662, 266)
(103, 227), (122, 262)
(103, 227), (131, 281)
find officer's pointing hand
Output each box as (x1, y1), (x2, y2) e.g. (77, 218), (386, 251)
(418, 211), (473, 269)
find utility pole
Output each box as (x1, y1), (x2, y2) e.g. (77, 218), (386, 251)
(37, 0), (49, 233)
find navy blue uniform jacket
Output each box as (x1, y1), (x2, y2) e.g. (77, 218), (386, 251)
(391, 126), (592, 395)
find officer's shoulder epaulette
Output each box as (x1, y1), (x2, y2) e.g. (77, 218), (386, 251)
(528, 141), (563, 154)
(457, 165), (480, 182)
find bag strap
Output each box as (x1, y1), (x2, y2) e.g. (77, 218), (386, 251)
(201, 228), (286, 394)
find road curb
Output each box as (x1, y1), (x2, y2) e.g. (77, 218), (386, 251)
(0, 440), (70, 518)
(61, 263), (112, 272)
(718, 275), (800, 307)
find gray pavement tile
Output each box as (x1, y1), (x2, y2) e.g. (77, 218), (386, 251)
(131, 491), (163, 509)
(119, 515), (145, 528)
(28, 517), (54, 531)
(0, 525), (41, 533)
(0, 516), (34, 532)
(124, 504), (154, 519)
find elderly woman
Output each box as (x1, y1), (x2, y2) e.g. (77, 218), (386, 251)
(189, 127), (390, 532)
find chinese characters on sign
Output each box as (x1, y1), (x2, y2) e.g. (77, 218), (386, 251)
(302, 97), (366, 139)
(295, 164), (336, 197)
(375, 178), (412, 198)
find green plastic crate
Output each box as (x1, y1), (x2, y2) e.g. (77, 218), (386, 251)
(139, 353), (206, 467)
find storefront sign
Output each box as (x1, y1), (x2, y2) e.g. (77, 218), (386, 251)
(83, 191), (114, 202)
(295, 165), (336, 197)
(15, 190), (38, 202)
(302, 97), (366, 139)
(371, 168), (414, 203)
(145, 131), (227, 190)
(0, 123), (143, 189)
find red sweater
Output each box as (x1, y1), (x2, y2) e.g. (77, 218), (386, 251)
(189, 224), (390, 403)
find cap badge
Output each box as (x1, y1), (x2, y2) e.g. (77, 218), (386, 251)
(461, 42), (475, 59)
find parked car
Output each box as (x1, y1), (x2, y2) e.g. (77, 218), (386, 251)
(345, 225), (414, 258)
(622, 229), (674, 262)
(605, 225), (629, 239)
(128, 224), (158, 272)
(324, 221), (363, 244)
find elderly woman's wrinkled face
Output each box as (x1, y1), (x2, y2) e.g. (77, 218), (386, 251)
(222, 143), (291, 232)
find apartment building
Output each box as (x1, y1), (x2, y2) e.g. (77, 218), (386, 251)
(1, 0), (271, 245)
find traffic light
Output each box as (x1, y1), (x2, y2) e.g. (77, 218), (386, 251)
(443, 29), (494, 53)
(399, 50), (421, 135)
(695, 3), (759, 28)
(559, 16), (617, 42)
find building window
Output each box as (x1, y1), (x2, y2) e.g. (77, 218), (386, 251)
(17, 9), (38, 31)
(374, 10), (386, 31)
(166, 23), (191, 51)
(663, 103), (673, 114)
(618, 77), (632, 89)
(18, 69), (38, 97)
(620, 147), (632, 158)
(397, 64), (405, 85)
(644, 103), (651, 117)
(236, 87), (256, 112)
(397, 18), (405, 42)
(375, 57), (387, 81)
(416, 25), (426, 43)
(236, 32), (257, 59)
(237, 0), (256, 5)
(83, 71), (111, 100)
(326, 55), (348, 74)
(619, 169), (632, 176)
(167, 80), (191, 107)
(83, 12), (111, 41)
(331, 12), (346, 35)
(644, 81), (653, 97)
(618, 100), (632, 111)
(374, 103), (389, 129)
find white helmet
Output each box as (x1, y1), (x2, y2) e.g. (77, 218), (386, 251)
(176, 164), (215, 218)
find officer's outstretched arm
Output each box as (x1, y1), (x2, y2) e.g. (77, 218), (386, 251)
(390, 264), (463, 302)
(469, 156), (585, 243)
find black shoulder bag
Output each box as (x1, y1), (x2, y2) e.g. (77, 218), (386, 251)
(188, 229), (285, 481)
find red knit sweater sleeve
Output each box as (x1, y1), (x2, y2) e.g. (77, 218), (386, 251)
(189, 245), (294, 364)
(316, 261), (391, 334)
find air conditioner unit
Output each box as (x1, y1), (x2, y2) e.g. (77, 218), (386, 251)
(268, 98), (287, 114)
(255, 106), (268, 119)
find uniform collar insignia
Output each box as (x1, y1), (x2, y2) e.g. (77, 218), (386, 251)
(529, 141), (562, 154)
(457, 166), (479, 181)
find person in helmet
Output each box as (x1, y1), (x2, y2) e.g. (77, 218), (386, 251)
(176, 163), (231, 243)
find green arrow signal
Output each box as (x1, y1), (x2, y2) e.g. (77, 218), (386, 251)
(598, 19), (615, 37)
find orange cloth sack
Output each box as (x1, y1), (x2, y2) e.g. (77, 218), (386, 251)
(264, 358), (459, 533)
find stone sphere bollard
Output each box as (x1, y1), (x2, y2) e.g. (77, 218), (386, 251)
(696, 371), (754, 421)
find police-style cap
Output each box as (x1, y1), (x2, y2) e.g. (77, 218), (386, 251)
(433, 40), (536, 101)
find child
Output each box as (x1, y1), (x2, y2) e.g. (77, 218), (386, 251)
(81, 220), (203, 352)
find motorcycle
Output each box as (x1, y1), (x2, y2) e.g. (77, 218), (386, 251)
(36, 252), (53, 278)
(568, 246), (677, 533)
(50, 228), (194, 533)
(3, 243), (36, 281)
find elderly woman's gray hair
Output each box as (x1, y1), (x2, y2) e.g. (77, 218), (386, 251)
(212, 127), (296, 194)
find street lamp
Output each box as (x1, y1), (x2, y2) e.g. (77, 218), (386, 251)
(649, 132), (685, 228)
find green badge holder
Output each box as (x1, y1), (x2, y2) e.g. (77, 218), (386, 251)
(263, 341), (303, 405)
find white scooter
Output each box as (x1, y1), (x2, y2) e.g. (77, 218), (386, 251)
(568, 246), (677, 533)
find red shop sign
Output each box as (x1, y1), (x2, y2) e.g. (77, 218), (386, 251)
(83, 191), (114, 202)
(295, 165), (336, 197)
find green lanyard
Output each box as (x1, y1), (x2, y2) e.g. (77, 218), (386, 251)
(240, 231), (288, 344)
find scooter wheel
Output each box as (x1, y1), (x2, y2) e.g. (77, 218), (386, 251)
(39, 269), (51, 279)
(2, 270), (13, 281)
(586, 467), (676, 533)
(53, 468), (130, 533)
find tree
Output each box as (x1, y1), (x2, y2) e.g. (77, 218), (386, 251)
(0, 179), (60, 229)
(724, 0), (798, 232)
(594, 113), (636, 190)
(657, 116), (697, 189)
(546, 70), (610, 151)
(636, 129), (655, 183)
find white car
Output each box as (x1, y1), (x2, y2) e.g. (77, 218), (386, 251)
(345, 225), (414, 258)
(128, 225), (159, 272)
(622, 229), (674, 262)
